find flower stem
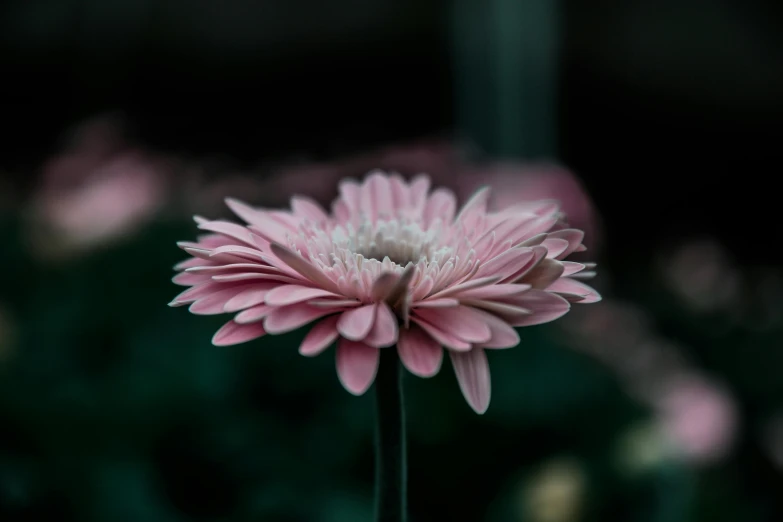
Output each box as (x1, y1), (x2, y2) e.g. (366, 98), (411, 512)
(374, 347), (407, 522)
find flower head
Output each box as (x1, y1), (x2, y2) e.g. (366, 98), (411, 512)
(170, 171), (600, 413)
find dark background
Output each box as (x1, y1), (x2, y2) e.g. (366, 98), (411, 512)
(2, 1), (783, 521)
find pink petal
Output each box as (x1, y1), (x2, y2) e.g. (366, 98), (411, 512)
(431, 261), (456, 293)
(510, 290), (571, 326)
(234, 304), (274, 324)
(414, 306), (491, 343)
(198, 220), (259, 247)
(469, 309), (520, 349)
(194, 232), (233, 248)
(409, 175), (431, 212)
(338, 180), (362, 214)
(519, 233), (548, 247)
(561, 261), (586, 277)
(370, 272), (399, 301)
(210, 245), (268, 263)
(212, 272), (299, 284)
(386, 265), (415, 308)
(172, 271), (212, 286)
(268, 210), (301, 230)
(423, 188), (457, 226)
(459, 299), (532, 322)
(189, 286), (251, 315)
(431, 276), (501, 299)
(471, 229), (497, 257)
(489, 215), (542, 253)
(570, 270), (597, 280)
(546, 278), (602, 303)
(178, 243), (211, 259)
(455, 186), (490, 228)
(212, 320), (267, 346)
(264, 284), (339, 306)
(450, 349), (491, 414)
(195, 250), (249, 266)
(521, 258), (565, 289)
(337, 304), (377, 341)
(414, 298), (460, 308)
(308, 298), (363, 308)
(516, 215), (558, 238)
(330, 193), (348, 220)
(410, 317), (471, 351)
(361, 170), (393, 220)
(185, 263), (277, 275)
(474, 248), (536, 280)
(263, 304), (333, 334)
(174, 257), (206, 270)
(400, 296), (411, 329)
(455, 284), (531, 301)
(388, 173), (410, 209)
(291, 195), (328, 222)
(245, 214), (295, 245)
(364, 302), (398, 348)
(299, 315), (340, 356)
(224, 197), (263, 225)
(542, 238), (570, 259)
(547, 229), (585, 259)
(397, 325), (443, 377)
(169, 282), (226, 306)
(223, 283), (279, 312)
(269, 243), (339, 293)
(504, 245), (548, 283)
(411, 275), (434, 302)
(336, 339), (380, 395)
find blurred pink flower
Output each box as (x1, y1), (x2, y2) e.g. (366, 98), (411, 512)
(28, 117), (169, 258)
(455, 163), (600, 251)
(262, 140), (461, 207)
(170, 171), (600, 413)
(655, 374), (737, 464)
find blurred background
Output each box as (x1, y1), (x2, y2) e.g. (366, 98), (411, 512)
(1, 0), (783, 521)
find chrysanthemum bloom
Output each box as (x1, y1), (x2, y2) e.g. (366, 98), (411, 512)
(170, 171), (600, 413)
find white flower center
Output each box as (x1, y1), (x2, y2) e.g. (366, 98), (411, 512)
(331, 217), (450, 267)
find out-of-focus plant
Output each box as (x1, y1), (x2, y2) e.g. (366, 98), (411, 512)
(25, 116), (171, 261)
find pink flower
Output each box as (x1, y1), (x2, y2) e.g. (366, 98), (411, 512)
(655, 374), (737, 464)
(44, 155), (163, 238)
(28, 116), (168, 258)
(170, 172), (600, 413)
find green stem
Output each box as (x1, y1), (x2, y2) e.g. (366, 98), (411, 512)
(374, 348), (407, 522)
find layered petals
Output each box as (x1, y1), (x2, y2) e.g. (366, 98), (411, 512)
(171, 171), (599, 413)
